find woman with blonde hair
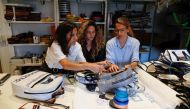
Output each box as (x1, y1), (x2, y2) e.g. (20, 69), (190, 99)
(78, 20), (106, 63)
(106, 16), (140, 72)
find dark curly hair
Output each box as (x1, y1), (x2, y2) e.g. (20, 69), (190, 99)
(78, 20), (105, 58)
(49, 22), (77, 55)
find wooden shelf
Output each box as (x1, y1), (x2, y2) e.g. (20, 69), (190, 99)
(15, 63), (42, 67)
(59, 21), (106, 25)
(70, 0), (106, 2)
(10, 43), (47, 46)
(8, 21), (55, 24)
(110, 0), (155, 4)
(108, 26), (152, 31)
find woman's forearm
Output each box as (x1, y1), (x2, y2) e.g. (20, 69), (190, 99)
(59, 59), (86, 71)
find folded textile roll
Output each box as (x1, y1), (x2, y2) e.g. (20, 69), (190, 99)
(98, 68), (135, 93)
(75, 71), (98, 84)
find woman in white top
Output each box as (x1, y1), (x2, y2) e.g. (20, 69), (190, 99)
(45, 22), (105, 73)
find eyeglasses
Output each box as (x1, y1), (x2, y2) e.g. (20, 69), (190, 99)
(114, 28), (126, 33)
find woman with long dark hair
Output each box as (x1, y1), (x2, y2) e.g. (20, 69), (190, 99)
(78, 20), (106, 62)
(45, 22), (105, 73)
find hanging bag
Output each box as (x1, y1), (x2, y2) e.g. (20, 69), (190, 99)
(164, 49), (190, 63)
(158, 49), (190, 76)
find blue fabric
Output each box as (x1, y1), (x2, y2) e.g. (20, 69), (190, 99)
(106, 36), (140, 67)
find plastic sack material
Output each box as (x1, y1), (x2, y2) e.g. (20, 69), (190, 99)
(12, 70), (64, 101)
(158, 49), (190, 76)
(98, 68), (137, 94)
(75, 69), (138, 94)
(162, 49), (190, 63)
(75, 70), (98, 85)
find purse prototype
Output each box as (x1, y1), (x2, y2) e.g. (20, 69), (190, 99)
(12, 70), (64, 101)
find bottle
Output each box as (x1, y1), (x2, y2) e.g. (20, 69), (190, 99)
(33, 36), (40, 43)
(32, 54), (37, 63)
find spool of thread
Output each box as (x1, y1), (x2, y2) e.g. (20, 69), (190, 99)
(110, 87), (128, 109)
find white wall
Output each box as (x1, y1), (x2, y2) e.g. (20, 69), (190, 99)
(0, 0), (13, 73)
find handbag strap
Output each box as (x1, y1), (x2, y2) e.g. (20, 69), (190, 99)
(172, 51), (180, 61)
(160, 53), (171, 64)
(182, 51), (190, 60)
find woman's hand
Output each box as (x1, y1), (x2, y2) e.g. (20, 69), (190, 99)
(124, 61), (138, 69)
(108, 64), (119, 72)
(96, 60), (112, 69)
(124, 64), (131, 69)
(86, 63), (106, 74)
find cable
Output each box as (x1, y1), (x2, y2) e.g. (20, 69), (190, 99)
(172, 12), (190, 49)
(185, 32), (190, 49)
(172, 12), (189, 27)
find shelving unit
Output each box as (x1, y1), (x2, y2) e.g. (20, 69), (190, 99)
(7, 21), (55, 24)
(3, 0), (108, 73)
(10, 43), (47, 46)
(2, 0), (56, 74)
(59, 0), (108, 39)
(107, 0), (155, 33)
